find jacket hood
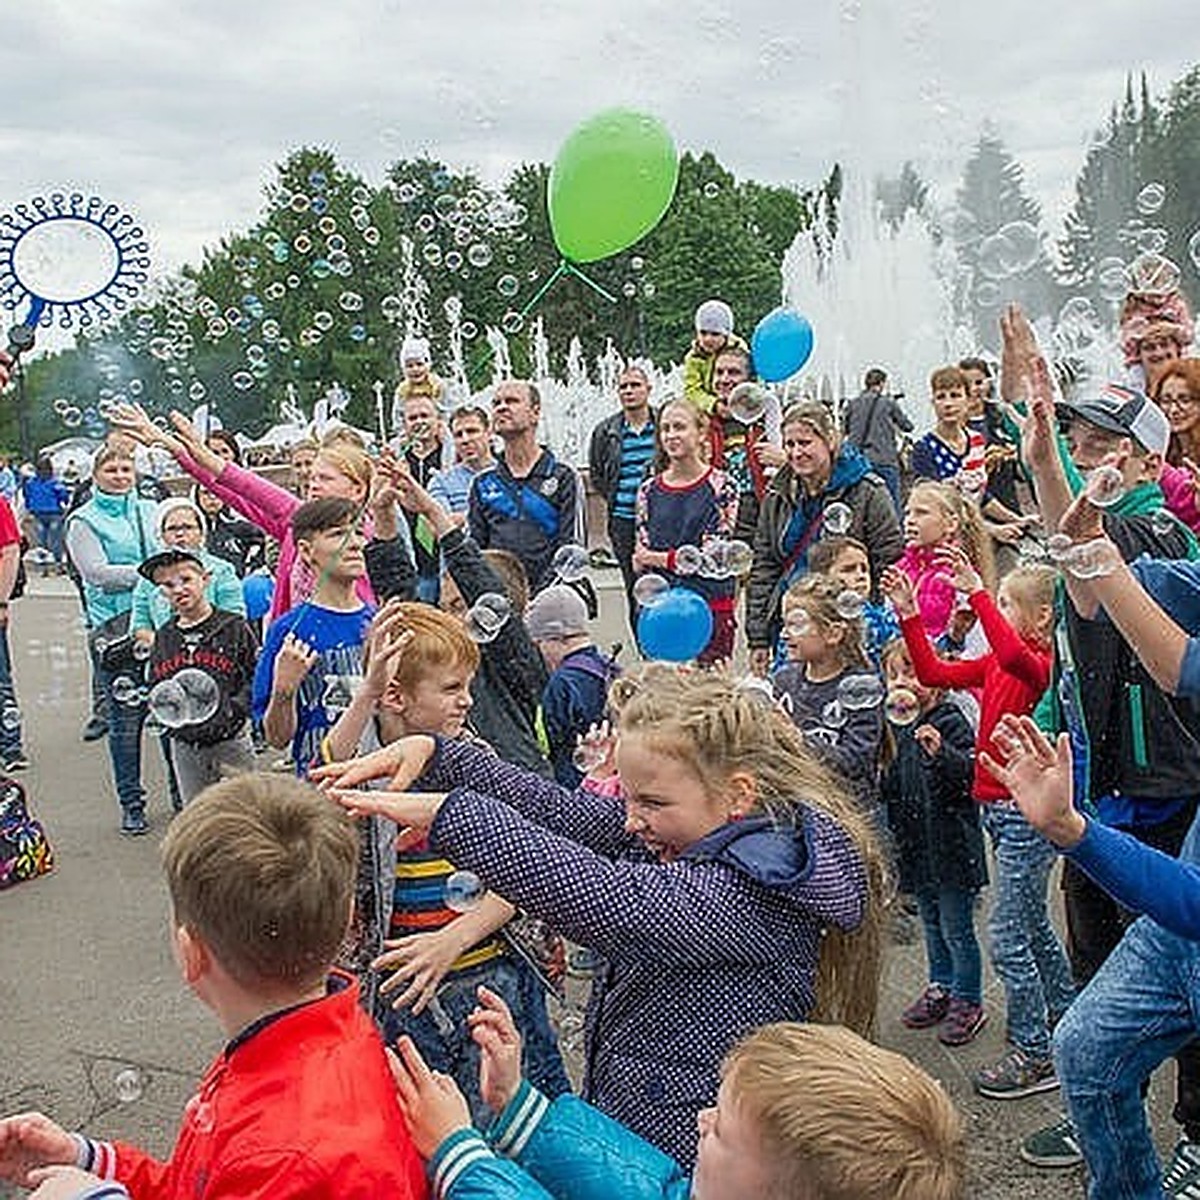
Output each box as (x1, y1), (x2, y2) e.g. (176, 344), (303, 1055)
(769, 442), (875, 502)
(682, 815), (812, 890)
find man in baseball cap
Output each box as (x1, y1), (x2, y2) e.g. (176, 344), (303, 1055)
(1058, 382), (1171, 462)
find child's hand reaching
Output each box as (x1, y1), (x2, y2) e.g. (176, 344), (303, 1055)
(0, 1112), (77, 1187)
(574, 720), (617, 780)
(468, 986), (524, 1115)
(913, 724), (942, 757)
(362, 605), (413, 701)
(933, 545), (983, 596)
(880, 566), (918, 618)
(388, 1037), (472, 1159)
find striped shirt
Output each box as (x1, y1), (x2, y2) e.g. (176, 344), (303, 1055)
(612, 419), (657, 521)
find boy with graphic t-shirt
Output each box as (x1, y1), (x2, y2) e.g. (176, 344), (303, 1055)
(253, 499), (374, 776)
(142, 548), (258, 803)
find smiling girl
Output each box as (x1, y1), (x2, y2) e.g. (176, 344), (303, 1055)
(315, 665), (883, 1171)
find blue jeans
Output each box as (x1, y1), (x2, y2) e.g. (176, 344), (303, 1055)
(871, 462), (903, 516)
(916, 886), (983, 1004)
(96, 663), (145, 816)
(0, 623), (24, 760)
(1055, 916), (1200, 1199)
(382, 955), (568, 1127)
(983, 805), (1076, 1057)
(34, 513), (64, 565)
(415, 573), (440, 605)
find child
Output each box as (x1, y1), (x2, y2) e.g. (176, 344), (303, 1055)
(394, 336), (446, 410)
(525, 584), (620, 787)
(389, 987), (967, 1200)
(252, 498), (374, 775)
(881, 639), (988, 1045)
(0, 773), (428, 1199)
(315, 665), (884, 1170)
(883, 551), (1075, 1098)
(773, 574), (886, 818)
(896, 480), (995, 640)
(633, 399), (739, 664)
(682, 298), (748, 413)
(142, 549), (258, 804)
(322, 601), (569, 1121)
(808, 534), (899, 664)
(911, 365), (989, 506)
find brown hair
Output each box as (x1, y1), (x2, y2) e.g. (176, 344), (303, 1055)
(292, 497), (361, 543)
(782, 400), (840, 451)
(1150, 357), (1200, 466)
(808, 536), (869, 577)
(451, 404), (490, 430)
(161, 773), (357, 991)
(782, 574), (871, 672)
(724, 1023), (965, 1200)
(906, 481), (996, 592)
(206, 429), (242, 464)
(481, 548), (530, 615)
(616, 665), (884, 1036)
(929, 365), (968, 393)
(382, 601), (481, 698)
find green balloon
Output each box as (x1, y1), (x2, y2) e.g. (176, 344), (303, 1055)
(548, 109), (679, 264)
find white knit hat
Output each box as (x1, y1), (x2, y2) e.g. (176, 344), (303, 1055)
(400, 336), (431, 365)
(694, 299), (734, 336)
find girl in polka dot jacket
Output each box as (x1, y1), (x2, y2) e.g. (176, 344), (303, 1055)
(316, 665), (884, 1172)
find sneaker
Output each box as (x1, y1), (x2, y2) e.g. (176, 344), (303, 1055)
(974, 1046), (1058, 1099)
(3, 754), (29, 772)
(1020, 1116), (1083, 1169)
(1164, 1138), (1200, 1197)
(119, 810), (149, 837)
(82, 716), (109, 742)
(938, 999), (989, 1046)
(900, 985), (951, 1029)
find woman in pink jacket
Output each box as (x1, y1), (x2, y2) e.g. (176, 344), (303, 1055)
(1152, 359), (1200, 535)
(114, 407), (379, 620)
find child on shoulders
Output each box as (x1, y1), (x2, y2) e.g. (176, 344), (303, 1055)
(682, 298), (748, 413)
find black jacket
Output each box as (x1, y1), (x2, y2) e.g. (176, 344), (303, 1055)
(588, 409), (657, 509)
(882, 700), (987, 893)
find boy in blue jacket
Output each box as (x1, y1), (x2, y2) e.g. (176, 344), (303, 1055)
(390, 987), (965, 1200)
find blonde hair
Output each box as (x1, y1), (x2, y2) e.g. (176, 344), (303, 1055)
(782, 400), (840, 452)
(315, 441), (373, 498)
(783, 574), (870, 672)
(615, 665), (884, 1035)
(162, 773), (357, 993)
(724, 1023), (966, 1200)
(907, 481), (996, 591)
(382, 601), (481, 698)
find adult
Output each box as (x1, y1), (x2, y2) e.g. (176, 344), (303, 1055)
(205, 428), (241, 465)
(469, 380), (585, 593)
(0, 492), (28, 772)
(748, 400), (903, 676)
(65, 446), (158, 834)
(21, 457), (70, 572)
(288, 439), (318, 499)
(113, 405), (412, 620)
(842, 366), (912, 514)
(709, 346), (783, 545)
(399, 390), (451, 603)
(428, 404), (494, 516)
(1150, 358), (1200, 535)
(588, 364), (657, 631)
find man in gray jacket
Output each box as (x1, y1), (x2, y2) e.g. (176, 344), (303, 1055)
(842, 367), (912, 515)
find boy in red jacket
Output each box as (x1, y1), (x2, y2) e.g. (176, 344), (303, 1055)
(0, 773), (428, 1200)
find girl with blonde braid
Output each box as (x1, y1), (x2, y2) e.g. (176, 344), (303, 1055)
(314, 665), (884, 1171)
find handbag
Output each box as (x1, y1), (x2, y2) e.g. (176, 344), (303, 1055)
(95, 611), (139, 673)
(0, 775), (54, 890)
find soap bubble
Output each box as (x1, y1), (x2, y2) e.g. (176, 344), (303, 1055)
(1137, 227), (1169, 256)
(975, 281), (1001, 309)
(111, 676), (141, 706)
(147, 678), (187, 728)
(821, 700), (847, 729)
(1136, 183), (1166, 216)
(703, 181), (720, 199)
(497, 274), (519, 298)
(349, 324), (367, 343)
(834, 589), (865, 620)
(338, 291), (363, 312)
(443, 295), (463, 322)
(551, 544), (589, 583)
(823, 502), (852, 536)
(977, 234), (1012, 280)
(114, 1068), (144, 1104)
(633, 573), (669, 608)
(460, 321), (478, 340)
(1152, 509), (1178, 537)
(885, 686), (921, 727)
(1085, 464), (1125, 508)
(674, 544), (703, 576)
(727, 382), (770, 425)
(838, 673), (885, 710)
(501, 311), (524, 335)
(465, 592), (512, 643)
(416, 214), (436, 236)
(444, 869), (484, 912)
(313, 311), (334, 332)
(174, 667), (220, 725)
(445, 250), (463, 272)
(380, 295), (403, 321)
(1189, 230), (1200, 273)
(996, 221), (1041, 273)
(784, 612), (815, 639)
(231, 371), (255, 391)
(422, 243), (443, 267)
(61, 407), (83, 428)
(722, 539), (753, 575)
(1046, 532), (1073, 563)
(0, 706), (21, 732)
(132, 639), (152, 662)
(467, 243), (493, 268)
(1127, 251), (1180, 299)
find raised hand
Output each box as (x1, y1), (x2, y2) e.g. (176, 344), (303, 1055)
(325, 787), (445, 831)
(308, 733), (437, 791)
(468, 986), (524, 1115)
(388, 1037), (472, 1158)
(932, 544), (983, 595)
(273, 632), (319, 692)
(362, 605), (413, 700)
(880, 565), (918, 618)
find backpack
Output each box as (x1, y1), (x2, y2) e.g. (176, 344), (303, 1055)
(0, 776), (54, 890)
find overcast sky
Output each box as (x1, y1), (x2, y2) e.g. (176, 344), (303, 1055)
(0, 0), (1194, 279)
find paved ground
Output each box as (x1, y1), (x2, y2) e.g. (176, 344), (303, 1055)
(0, 571), (1179, 1197)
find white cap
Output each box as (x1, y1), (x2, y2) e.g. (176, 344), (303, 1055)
(400, 336), (431, 365)
(694, 299), (734, 336)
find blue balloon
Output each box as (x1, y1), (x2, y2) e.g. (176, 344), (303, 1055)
(242, 572), (274, 621)
(750, 307), (815, 382)
(637, 588), (714, 662)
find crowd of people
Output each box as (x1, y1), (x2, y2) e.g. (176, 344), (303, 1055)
(2, 280), (1200, 1199)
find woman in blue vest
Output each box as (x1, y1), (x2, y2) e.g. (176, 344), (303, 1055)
(65, 446), (159, 836)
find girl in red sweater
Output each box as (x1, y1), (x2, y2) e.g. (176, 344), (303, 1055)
(883, 553), (1075, 1101)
